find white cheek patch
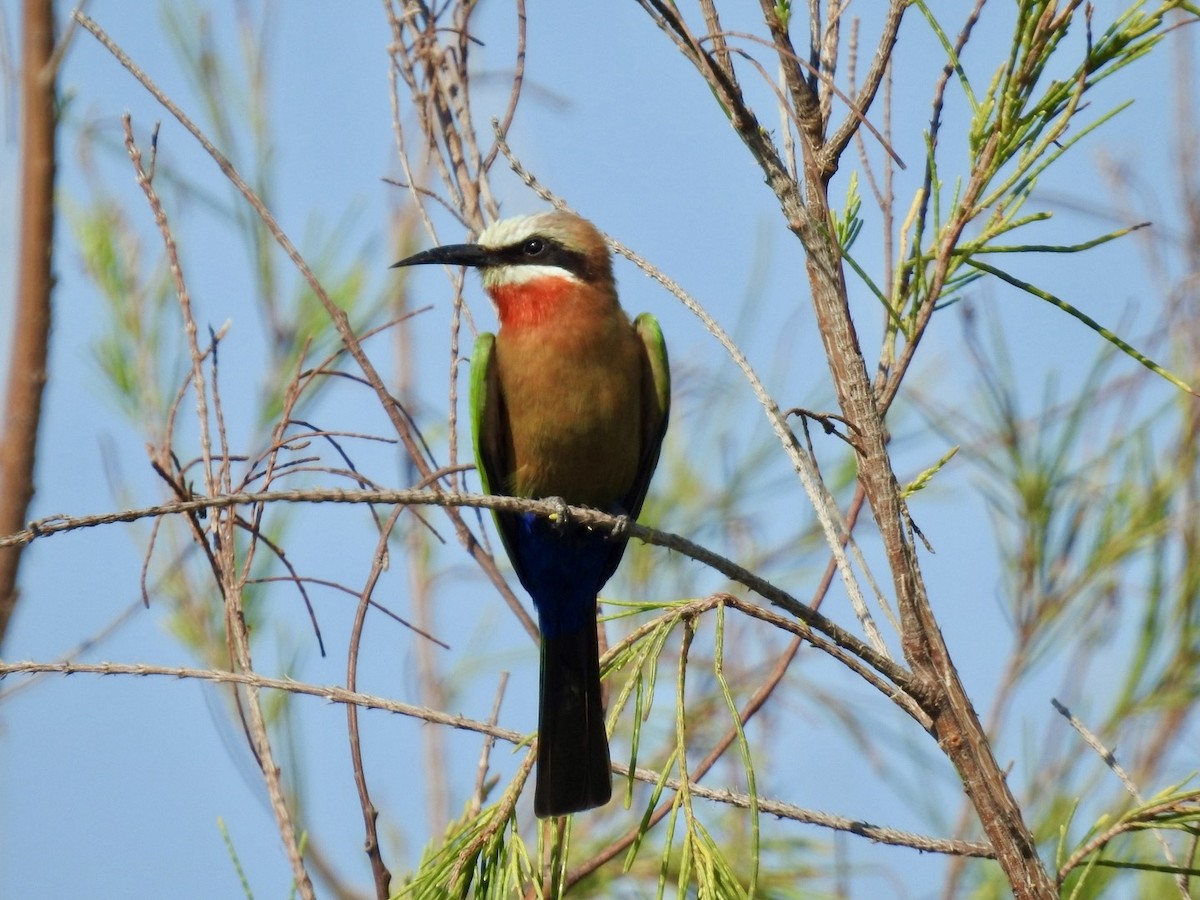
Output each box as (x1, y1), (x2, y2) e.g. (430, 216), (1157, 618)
(482, 264), (582, 289)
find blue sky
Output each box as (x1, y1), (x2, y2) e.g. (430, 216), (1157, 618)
(2, 2), (1195, 898)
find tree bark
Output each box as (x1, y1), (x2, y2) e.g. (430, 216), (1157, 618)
(0, 0), (57, 646)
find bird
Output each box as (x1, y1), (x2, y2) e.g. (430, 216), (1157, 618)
(392, 211), (670, 817)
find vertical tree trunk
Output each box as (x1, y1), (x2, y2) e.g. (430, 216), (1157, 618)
(0, 0), (57, 645)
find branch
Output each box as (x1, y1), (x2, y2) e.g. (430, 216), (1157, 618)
(0, 659), (988, 859)
(489, 123), (890, 659)
(74, 6), (536, 646)
(1, 488), (913, 696)
(823, 0), (906, 168)
(633, 3), (1057, 894)
(0, 0), (57, 645)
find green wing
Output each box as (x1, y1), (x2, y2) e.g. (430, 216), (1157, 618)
(469, 332), (519, 564)
(625, 312), (671, 523)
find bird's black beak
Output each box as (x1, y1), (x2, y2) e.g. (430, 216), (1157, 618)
(390, 243), (496, 269)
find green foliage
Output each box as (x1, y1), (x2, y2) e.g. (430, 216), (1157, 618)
(1056, 782), (1200, 897)
(890, 1), (1195, 391)
(218, 817), (256, 900)
(69, 198), (179, 427)
(901, 445), (959, 498)
(397, 804), (536, 900)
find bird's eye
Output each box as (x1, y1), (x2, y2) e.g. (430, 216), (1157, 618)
(522, 238), (546, 257)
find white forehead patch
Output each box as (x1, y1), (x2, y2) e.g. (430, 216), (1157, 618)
(477, 213), (557, 250)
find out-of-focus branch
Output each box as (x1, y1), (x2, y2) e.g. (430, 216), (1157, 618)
(0, 0), (57, 647)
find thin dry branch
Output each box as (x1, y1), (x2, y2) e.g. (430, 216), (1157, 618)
(1052, 698), (1187, 895)
(2, 487), (907, 710)
(1, 487), (913, 697)
(633, 4), (1056, 894)
(0, 658), (990, 859)
(823, 0), (905, 168)
(348, 507), (404, 899)
(488, 123), (891, 659)
(121, 112), (314, 899)
(470, 671), (510, 816)
(74, 7), (535, 646)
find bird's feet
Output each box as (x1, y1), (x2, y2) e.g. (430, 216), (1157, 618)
(608, 513), (631, 541)
(545, 496), (571, 532)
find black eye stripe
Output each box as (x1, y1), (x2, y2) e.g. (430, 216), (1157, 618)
(497, 236), (590, 279)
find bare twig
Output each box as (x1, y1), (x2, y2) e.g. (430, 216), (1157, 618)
(633, 4), (1056, 893)
(470, 672), (510, 816)
(0, 658), (982, 856)
(489, 123), (889, 658)
(1, 488), (913, 694)
(75, 7), (536, 648)
(348, 507), (404, 899)
(120, 111), (314, 898)
(1051, 699), (1187, 896)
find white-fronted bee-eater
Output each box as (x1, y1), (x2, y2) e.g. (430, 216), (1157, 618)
(393, 211), (670, 817)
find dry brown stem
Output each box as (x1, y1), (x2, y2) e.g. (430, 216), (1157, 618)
(0, 0), (57, 646)
(634, 3), (1056, 894)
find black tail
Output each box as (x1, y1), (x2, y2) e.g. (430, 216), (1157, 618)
(534, 619), (612, 817)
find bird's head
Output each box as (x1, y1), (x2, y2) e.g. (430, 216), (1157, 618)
(391, 211), (617, 329)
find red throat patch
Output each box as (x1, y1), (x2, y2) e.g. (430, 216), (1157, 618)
(489, 277), (575, 330)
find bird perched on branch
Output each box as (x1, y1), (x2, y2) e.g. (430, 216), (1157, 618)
(392, 211), (670, 817)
